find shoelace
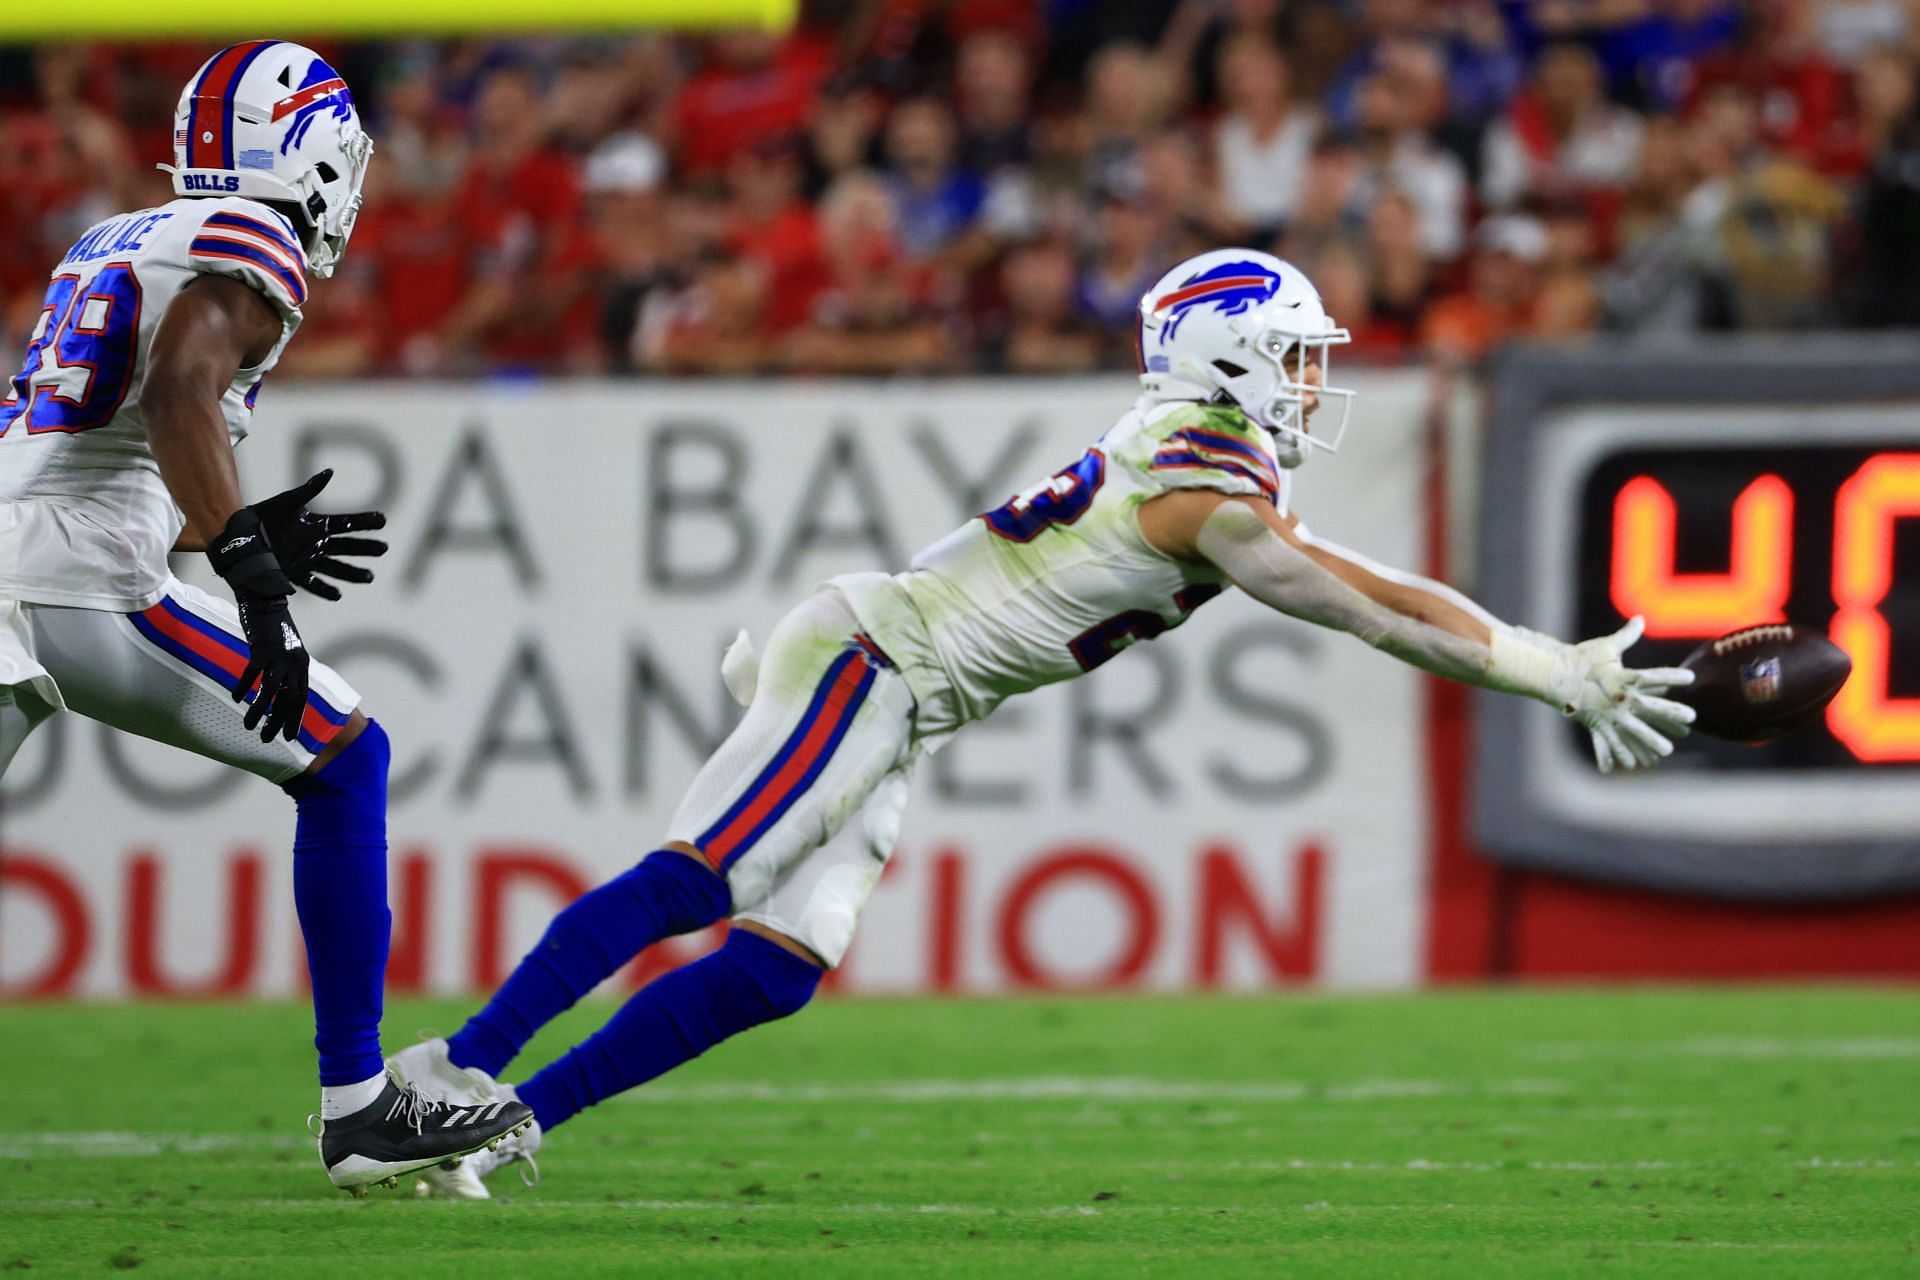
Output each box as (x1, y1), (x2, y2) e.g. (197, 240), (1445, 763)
(385, 1081), (449, 1135)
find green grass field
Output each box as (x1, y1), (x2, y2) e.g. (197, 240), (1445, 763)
(2, 989), (1918, 1278)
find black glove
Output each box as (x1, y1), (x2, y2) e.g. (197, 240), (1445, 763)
(207, 508), (310, 743)
(248, 469), (388, 601)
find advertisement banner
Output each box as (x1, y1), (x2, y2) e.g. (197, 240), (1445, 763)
(1, 374), (1433, 996)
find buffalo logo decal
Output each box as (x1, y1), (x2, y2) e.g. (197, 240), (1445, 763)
(1153, 261), (1283, 343)
(273, 60), (354, 155)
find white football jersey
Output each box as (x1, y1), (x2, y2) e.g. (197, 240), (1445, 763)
(834, 398), (1291, 735)
(0, 196), (306, 610)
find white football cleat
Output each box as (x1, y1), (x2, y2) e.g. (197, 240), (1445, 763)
(387, 1036), (497, 1108)
(414, 1112), (542, 1200)
(387, 1039), (544, 1201)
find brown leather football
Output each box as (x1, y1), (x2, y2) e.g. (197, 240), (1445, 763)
(1674, 623), (1853, 743)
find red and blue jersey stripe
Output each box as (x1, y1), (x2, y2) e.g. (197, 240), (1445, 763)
(202, 211), (306, 267)
(1152, 427), (1280, 501)
(1173, 427), (1279, 480)
(188, 219), (307, 307)
(130, 596), (348, 754)
(697, 645), (880, 871)
(186, 40), (280, 172)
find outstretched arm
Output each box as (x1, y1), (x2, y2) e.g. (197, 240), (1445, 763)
(1140, 489), (1694, 771)
(1183, 495), (1494, 683)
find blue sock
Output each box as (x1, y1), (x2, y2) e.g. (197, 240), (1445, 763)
(285, 720), (392, 1088)
(446, 851), (731, 1078)
(516, 930), (820, 1132)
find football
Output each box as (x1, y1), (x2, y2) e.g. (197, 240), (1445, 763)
(1675, 623), (1853, 743)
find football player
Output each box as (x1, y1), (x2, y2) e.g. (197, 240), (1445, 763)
(393, 250), (1693, 1196)
(0, 41), (530, 1194)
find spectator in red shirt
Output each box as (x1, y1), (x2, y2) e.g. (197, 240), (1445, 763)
(671, 30), (831, 179)
(777, 172), (956, 374)
(642, 254), (773, 376)
(726, 136), (828, 333)
(440, 64), (590, 372)
(1686, 0), (1858, 176)
(350, 60), (472, 373)
(1364, 188), (1434, 350)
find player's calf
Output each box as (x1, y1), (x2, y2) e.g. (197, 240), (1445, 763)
(511, 927), (823, 1134)
(287, 717), (393, 1121)
(442, 848), (731, 1079)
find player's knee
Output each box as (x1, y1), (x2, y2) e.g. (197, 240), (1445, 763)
(724, 928), (822, 1023)
(286, 717), (390, 801)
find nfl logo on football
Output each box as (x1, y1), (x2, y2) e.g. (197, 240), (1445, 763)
(1740, 656), (1783, 704)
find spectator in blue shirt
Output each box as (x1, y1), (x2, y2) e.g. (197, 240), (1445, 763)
(883, 98), (988, 262)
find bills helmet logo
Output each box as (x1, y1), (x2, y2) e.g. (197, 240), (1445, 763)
(1153, 260), (1283, 344)
(1740, 656), (1783, 704)
(273, 59), (355, 155)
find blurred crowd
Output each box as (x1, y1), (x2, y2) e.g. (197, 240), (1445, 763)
(5, 0), (1920, 379)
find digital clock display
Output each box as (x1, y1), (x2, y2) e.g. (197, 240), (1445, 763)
(1575, 446), (1920, 768)
(1471, 346), (1920, 901)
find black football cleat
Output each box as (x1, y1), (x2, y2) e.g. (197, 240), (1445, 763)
(312, 1077), (535, 1196)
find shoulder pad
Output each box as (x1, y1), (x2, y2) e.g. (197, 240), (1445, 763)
(181, 198), (309, 319)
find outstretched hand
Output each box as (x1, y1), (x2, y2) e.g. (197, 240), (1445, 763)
(249, 469), (388, 601)
(1562, 617), (1696, 773)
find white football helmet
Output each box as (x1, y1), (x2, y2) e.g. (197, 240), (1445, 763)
(1137, 249), (1353, 469)
(159, 40), (373, 279)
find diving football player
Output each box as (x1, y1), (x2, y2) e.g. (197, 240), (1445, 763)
(394, 249), (1692, 1195)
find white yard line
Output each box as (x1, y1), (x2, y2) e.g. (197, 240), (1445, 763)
(5, 1132), (1915, 1176)
(1524, 1037), (1920, 1061)
(616, 1076), (1574, 1105)
(0, 1132), (304, 1157)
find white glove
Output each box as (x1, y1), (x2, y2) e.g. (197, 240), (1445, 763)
(1489, 617), (1696, 773)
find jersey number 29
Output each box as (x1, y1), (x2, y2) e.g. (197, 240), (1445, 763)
(0, 264), (143, 437)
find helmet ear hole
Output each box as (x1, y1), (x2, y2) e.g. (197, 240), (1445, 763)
(1211, 358), (1248, 378)
(315, 162), (339, 183)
